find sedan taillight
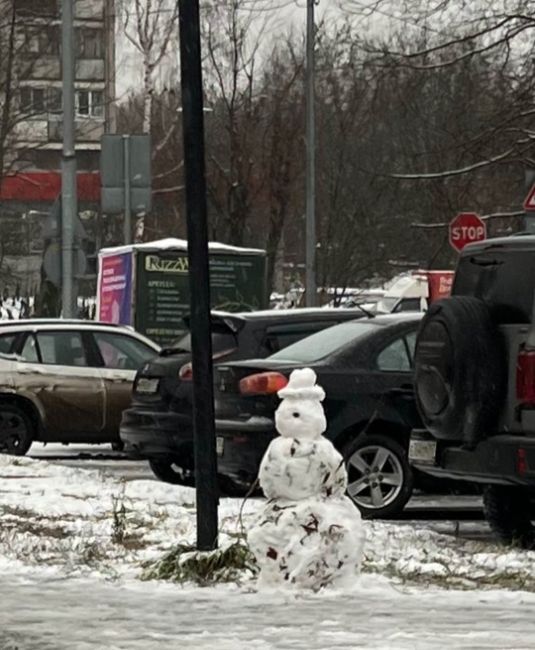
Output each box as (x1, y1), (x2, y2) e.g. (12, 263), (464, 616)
(239, 372), (288, 395)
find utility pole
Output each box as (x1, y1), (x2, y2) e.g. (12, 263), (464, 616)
(123, 135), (131, 244)
(178, 0), (219, 551)
(61, 0), (77, 318)
(305, 0), (317, 307)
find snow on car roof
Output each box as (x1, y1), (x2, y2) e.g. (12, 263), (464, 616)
(98, 237), (266, 257)
(213, 307), (373, 320)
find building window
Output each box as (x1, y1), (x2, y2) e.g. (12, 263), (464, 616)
(20, 87), (45, 113)
(20, 87), (62, 114)
(76, 28), (103, 59)
(75, 90), (104, 118)
(77, 90), (90, 116)
(16, 0), (58, 19)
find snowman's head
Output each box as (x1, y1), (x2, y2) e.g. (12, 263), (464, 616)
(274, 368), (327, 439)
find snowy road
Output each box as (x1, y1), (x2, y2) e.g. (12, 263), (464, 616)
(3, 571), (535, 650)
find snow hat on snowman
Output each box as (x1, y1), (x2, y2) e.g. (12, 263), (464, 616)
(274, 367), (327, 440)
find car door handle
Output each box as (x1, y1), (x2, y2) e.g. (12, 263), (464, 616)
(109, 373), (130, 383)
(388, 386), (414, 398)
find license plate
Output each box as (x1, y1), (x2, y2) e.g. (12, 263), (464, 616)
(216, 436), (224, 456)
(136, 377), (159, 394)
(409, 438), (437, 464)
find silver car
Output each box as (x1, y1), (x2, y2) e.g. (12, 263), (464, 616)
(0, 320), (160, 455)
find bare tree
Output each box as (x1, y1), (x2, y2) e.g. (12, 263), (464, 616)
(122, 0), (179, 134)
(257, 42), (304, 292)
(341, 0), (535, 178)
(202, 0), (273, 245)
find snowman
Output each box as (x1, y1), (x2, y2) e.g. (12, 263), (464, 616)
(248, 367), (365, 590)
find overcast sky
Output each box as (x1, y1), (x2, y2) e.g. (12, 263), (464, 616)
(114, 0), (417, 99)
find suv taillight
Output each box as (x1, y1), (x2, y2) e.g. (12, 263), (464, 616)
(517, 349), (535, 405)
(239, 372), (288, 395)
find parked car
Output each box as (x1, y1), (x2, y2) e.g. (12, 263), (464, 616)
(213, 313), (423, 518)
(120, 307), (372, 482)
(410, 235), (535, 548)
(0, 320), (160, 455)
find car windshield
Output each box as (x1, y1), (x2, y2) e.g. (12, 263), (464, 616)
(268, 320), (379, 363)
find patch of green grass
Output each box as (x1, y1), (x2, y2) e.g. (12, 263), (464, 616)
(79, 541), (108, 565)
(1, 505), (70, 539)
(361, 564), (535, 592)
(1, 505), (36, 519)
(141, 541), (258, 585)
(8, 520), (70, 539)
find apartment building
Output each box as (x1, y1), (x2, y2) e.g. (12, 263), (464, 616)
(1, 0), (115, 210)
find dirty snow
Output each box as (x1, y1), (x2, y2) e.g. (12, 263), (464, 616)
(2, 454), (535, 648)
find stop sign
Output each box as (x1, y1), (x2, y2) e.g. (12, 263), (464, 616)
(449, 212), (486, 253)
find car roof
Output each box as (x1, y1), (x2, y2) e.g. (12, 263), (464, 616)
(210, 307), (372, 323)
(0, 319), (125, 328)
(361, 312), (423, 326)
(218, 311), (423, 371)
(0, 320), (160, 349)
(462, 234), (535, 254)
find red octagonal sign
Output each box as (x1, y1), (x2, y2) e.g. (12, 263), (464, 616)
(449, 212), (487, 253)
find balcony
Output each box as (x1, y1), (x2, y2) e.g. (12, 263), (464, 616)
(76, 59), (105, 81)
(48, 118), (104, 143)
(15, 0), (58, 19)
(75, 0), (104, 20)
(19, 56), (61, 81)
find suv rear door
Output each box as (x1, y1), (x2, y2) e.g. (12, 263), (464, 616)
(90, 330), (159, 434)
(17, 329), (106, 439)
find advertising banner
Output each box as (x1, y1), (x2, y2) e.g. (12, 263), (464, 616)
(135, 251), (266, 346)
(97, 253), (133, 325)
(426, 270), (454, 303)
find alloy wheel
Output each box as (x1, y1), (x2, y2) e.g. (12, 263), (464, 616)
(346, 444), (404, 510)
(0, 410), (31, 454)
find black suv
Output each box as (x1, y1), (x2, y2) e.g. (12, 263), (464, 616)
(120, 307), (369, 483)
(410, 235), (535, 548)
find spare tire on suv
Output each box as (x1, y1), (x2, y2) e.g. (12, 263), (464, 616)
(414, 296), (505, 447)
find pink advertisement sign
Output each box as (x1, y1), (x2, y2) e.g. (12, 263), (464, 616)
(98, 253), (132, 325)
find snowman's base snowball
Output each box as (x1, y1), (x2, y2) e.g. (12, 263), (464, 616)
(248, 495), (365, 590)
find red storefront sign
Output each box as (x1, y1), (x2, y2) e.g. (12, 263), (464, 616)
(0, 172), (100, 202)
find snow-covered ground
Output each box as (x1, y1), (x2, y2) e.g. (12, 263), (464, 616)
(2, 454), (535, 649)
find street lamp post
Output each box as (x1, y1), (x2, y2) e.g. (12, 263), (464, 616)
(61, 0), (77, 318)
(305, 0), (317, 307)
(178, 0), (219, 551)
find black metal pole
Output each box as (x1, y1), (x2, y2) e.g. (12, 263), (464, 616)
(178, 0), (218, 550)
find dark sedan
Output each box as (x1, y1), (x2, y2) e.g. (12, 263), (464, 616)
(213, 313), (423, 518)
(120, 307), (370, 483)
